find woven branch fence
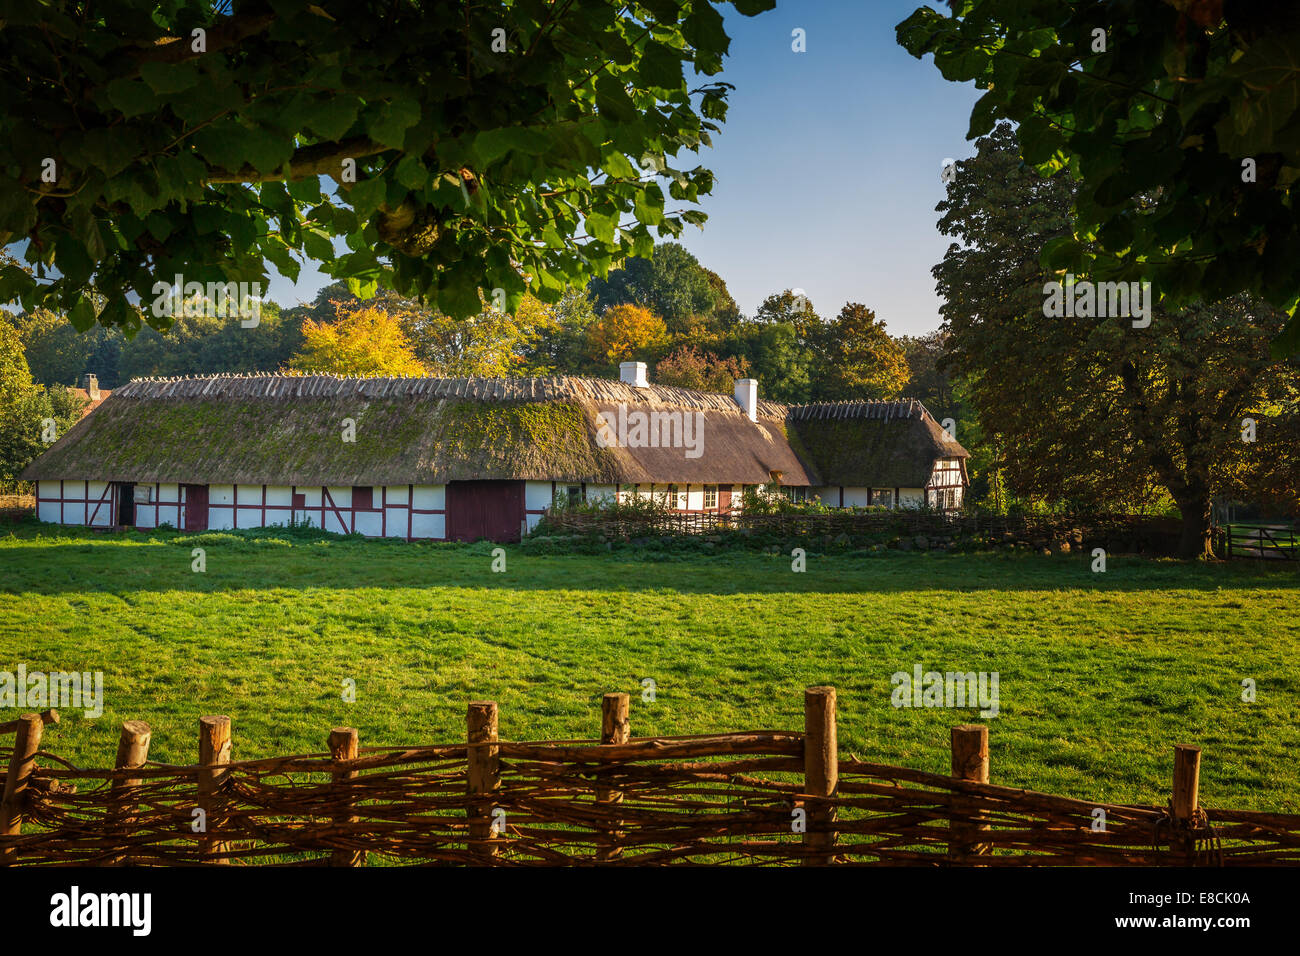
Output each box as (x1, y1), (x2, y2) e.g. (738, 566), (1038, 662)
(2, 689), (1298, 866)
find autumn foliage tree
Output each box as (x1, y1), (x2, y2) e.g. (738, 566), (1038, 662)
(287, 303), (425, 376)
(654, 345), (748, 393)
(584, 303), (668, 367)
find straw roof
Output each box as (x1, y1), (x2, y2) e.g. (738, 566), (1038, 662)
(23, 374), (966, 489)
(786, 399), (969, 488)
(22, 373), (810, 487)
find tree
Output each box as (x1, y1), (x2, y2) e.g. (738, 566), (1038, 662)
(0, 321), (85, 490)
(935, 123), (1298, 556)
(899, 0), (1300, 353)
(117, 302), (298, 381)
(584, 303), (668, 368)
(654, 345), (748, 393)
(401, 293), (552, 377)
(814, 303), (909, 401)
(521, 289), (600, 375)
(898, 331), (956, 416)
(1, 0), (776, 331)
(738, 320), (815, 404)
(588, 242), (724, 335)
(286, 303), (425, 376)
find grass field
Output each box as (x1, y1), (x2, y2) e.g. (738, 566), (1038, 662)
(2, 520), (1298, 812)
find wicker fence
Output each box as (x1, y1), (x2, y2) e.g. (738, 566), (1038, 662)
(2, 689), (1297, 866)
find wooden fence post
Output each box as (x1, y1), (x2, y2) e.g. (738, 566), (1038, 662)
(467, 701), (500, 861)
(0, 714), (44, 866)
(329, 727), (364, 867)
(197, 715), (231, 865)
(1172, 743), (1201, 863)
(596, 692), (630, 863)
(802, 686), (838, 865)
(110, 720), (151, 865)
(949, 724), (990, 862)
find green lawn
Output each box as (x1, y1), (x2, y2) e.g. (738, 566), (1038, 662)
(2, 521), (1298, 812)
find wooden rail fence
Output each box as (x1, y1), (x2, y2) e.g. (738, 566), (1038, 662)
(2, 688), (1297, 866)
(1225, 523), (1298, 561)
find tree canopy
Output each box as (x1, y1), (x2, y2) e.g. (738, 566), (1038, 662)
(935, 123), (1298, 555)
(1, 0), (774, 332)
(899, 0), (1300, 354)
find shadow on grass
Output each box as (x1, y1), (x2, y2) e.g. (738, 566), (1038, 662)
(1, 523), (1297, 598)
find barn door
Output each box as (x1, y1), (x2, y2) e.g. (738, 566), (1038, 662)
(446, 481), (525, 543)
(183, 484), (208, 531)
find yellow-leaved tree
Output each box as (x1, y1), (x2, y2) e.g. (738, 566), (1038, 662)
(584, 303), (667, 367)
(286, 303), (426, 376)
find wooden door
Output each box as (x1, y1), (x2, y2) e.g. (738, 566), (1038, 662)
(446, 481), (525, 543)
(718, 485), (733, 513)
(183, 484), (208, 531)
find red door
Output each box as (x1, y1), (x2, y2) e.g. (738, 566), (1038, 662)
(446, 481), (525, 543)
(183, 484), (208, 531)
(718, 486), (733, 513)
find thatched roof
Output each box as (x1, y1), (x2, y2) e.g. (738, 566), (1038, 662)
(785, 400), (969, 488)
(21, 373), (812, 487)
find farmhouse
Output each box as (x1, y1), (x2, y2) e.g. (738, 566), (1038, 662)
(21, 363), (969, 542)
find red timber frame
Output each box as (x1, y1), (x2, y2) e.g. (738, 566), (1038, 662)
(35, 481), (449, 541)
(34, 480), (117, 528)
(209, 484), (447, 539)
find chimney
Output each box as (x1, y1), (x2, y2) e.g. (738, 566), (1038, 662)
(734, 378), (758, 422)
(82, 373), (100, 401)
(619, 361), (648, 388)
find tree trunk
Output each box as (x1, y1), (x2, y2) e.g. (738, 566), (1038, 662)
(1176, 496), (1215, 560)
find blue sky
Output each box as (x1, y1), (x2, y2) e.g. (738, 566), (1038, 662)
(267, 0), (979, 337)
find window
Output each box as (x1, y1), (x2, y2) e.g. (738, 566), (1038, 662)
(133, 485), (154, 504)
(703, 485), (718, 509)
(566, 485), (582, 506)
(781, 486), (807, 503)
(872, 488), (894, 508)
(352, 486), (375, 511)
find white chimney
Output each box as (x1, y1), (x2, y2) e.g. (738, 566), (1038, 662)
(82, 373), (100, 401)
(619, 361), (648, 388)
(734, 378), (758, 422)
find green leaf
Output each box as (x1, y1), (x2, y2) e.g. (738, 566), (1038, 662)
(68, 296), (97, 332)
(368, 96), (422, 150)
(474, 127), (552, 165)
(139, 60), (202, 95)
(395, 155), (428, 191)
(308, 99), (360, 141)
(347, 177), (387, 219)
(104, 77), (157, 118)
(54, 233), (94, 286)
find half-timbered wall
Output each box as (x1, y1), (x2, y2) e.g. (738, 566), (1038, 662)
(34, 480), (450, 540)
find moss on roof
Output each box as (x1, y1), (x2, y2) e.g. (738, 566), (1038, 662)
(22, 375), (960, 489)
